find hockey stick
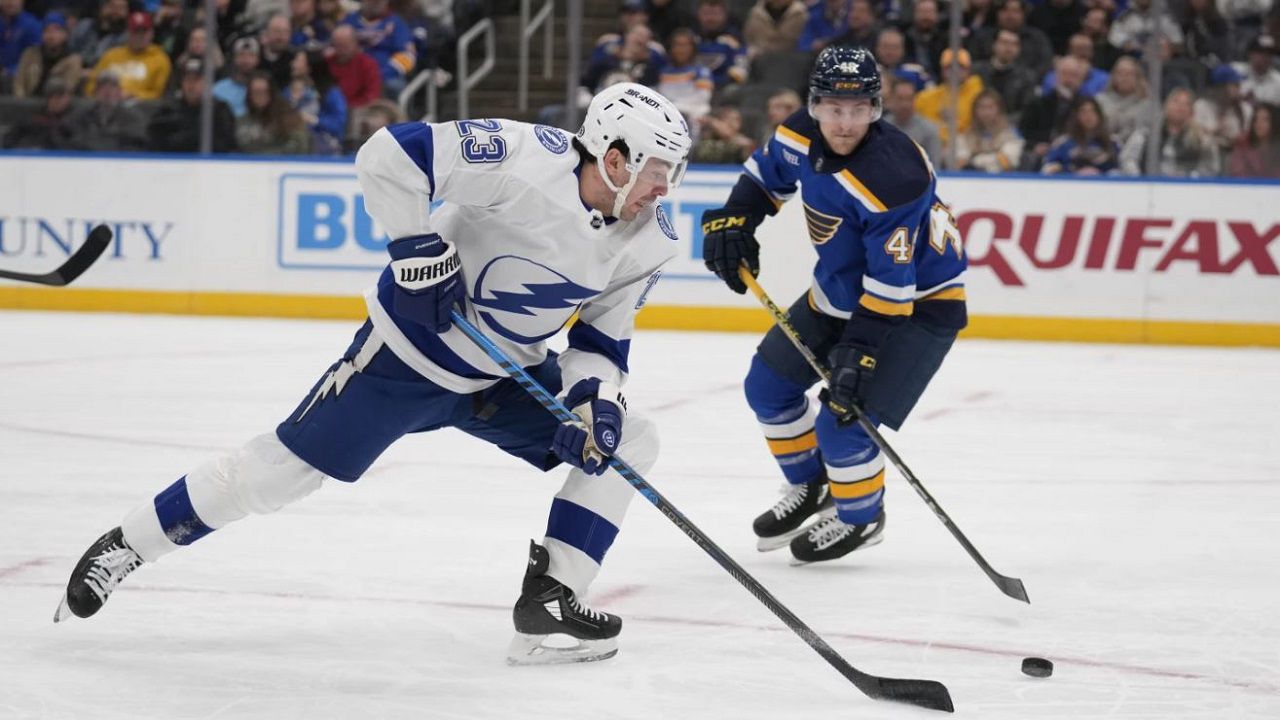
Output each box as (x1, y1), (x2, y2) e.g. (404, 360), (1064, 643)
(0, 224), (112, 286)
(450, 309), (954, 713)
(738, 268), (1030, 604)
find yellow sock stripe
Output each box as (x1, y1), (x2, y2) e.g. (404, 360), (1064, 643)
(766, 430), (818, 456)
(828, 470), (885, 499)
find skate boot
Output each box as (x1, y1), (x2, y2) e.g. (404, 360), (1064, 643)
(753, 476), (836, 552)
(53, 527), (144, 622)
(508, 541), (621, 665)
(789, 509), (886, 565)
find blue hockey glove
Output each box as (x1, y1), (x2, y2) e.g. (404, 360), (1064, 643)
(387, 233), (465, 333)
(701, 208), (758, 294)
(552, 378), (627, 475)
(822, 343), (877, 419)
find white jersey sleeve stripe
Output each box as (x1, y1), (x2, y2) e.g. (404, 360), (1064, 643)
(862, 275), (916, 301)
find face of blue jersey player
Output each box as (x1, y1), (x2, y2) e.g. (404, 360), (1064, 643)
(807, 45), (883, 155)
(578, 82), (692, 221)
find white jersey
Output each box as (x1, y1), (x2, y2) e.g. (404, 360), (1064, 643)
(355, 119), (678, 395)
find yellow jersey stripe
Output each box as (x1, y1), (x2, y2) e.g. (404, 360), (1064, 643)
(776, 125), (811, 148)
(920, 287), (967, 302)
(829, 470), (885, 499)
(837, 170), (888, 213)
(860, 293), (914, 316)
(766, 431), (818, 456)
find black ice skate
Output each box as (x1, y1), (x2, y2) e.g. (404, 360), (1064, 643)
(508, 541), (621, 665)
(789, 509), (886, 565)
(753, 476), (836, 552)
(53, 527), (144, 623)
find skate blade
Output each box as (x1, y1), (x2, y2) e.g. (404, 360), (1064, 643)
(53, 594), (73, 624)
(506, 633), (618, 666)
(756, 507), (838, 552)
(788, 532), (884, 566)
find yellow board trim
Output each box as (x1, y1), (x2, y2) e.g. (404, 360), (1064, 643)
(766, 431), (818, 456)
(829, 471), (885, 499)
(3, 288), (1279, 347)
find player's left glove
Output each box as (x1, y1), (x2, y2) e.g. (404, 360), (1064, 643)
(552, 378), (627, 476)
(822, 343), (877, 418)
(701, 208), (758, 294)
(387, 232), (466, 333)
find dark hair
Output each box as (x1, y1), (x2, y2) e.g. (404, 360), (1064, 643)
(572, 137), (630, 166)
(302, 49), (335, 95)
(1065, 96), (1111, 145)
(1244, 103), (1279, 147)
(246, 70), (303, 137)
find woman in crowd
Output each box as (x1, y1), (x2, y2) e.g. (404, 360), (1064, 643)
(167, 26), (223, 94)
(1042, 96), (1119, 175)
(283, 48), (348, 155)
(954, 89), (1025, 173)
(1096, 56), (1152, 146)
(236, 71), (310, 154)
(1226, 103), (1280, 177)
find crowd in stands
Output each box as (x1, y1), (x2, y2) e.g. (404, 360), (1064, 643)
(572, 0), (1280, 177)
(0, 0), (485, 153)
(3, 0), (1278, 176)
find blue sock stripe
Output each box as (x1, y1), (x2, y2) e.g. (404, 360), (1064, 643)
(545, 497), (619, 564)
(834, 489), (884, 525)
(153, 476), (215, 546)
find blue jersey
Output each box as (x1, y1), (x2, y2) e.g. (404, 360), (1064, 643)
(729, 110), (967, 348)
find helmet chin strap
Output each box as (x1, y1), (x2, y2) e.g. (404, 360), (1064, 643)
(596, 156), (640, 219)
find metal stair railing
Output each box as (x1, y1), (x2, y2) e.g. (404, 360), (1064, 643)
(457, 18), (496, 120)
(398, 68), (439, 122)
(518, 0), (555, 112)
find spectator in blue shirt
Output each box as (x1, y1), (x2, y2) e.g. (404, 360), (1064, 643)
(1, 0), (43, 79)
(1040, 34), (1110, 98)
(213, 36), (261, 118)
(797, 0), (848, 53)
(1043, 97), (1120, 175)
(341, 0), (415, 96)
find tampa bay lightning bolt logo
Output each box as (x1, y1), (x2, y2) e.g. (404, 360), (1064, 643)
(656, 205), (677, 241)
(534, 125), (569, 155)
(471, 256), (599, 343)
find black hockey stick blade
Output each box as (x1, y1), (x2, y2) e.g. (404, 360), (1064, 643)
(0, 224), (112, 286)
(873, 677), (955, 713)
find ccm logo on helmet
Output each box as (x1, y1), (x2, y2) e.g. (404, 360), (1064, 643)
(624, 87), (662, 108)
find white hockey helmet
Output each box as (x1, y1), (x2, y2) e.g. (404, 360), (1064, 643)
(578, 82), (692, 216)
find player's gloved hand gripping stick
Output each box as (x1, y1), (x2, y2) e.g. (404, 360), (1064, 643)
(450, 309), (954, 713)
(737, 266), (1030, 604)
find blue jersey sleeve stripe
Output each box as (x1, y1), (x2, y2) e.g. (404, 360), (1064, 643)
(567, 322), (631, 374)
(387, 121), (436, 201)
(545, 498), (620, 563)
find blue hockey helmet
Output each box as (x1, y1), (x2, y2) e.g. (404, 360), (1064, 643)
(808, 45), (883, 122)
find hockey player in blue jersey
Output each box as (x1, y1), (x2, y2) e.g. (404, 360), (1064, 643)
(54, 82), (692, 665)
(701, 45), (968, 564)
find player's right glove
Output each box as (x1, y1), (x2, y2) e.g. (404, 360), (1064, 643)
(822, 343), (878, 419)
(701, 208), (758, 294)
(387, 232), (466, 334)
(552, 378), (627, 476)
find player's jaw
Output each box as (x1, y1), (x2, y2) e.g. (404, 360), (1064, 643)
(618, 184), (666, 221)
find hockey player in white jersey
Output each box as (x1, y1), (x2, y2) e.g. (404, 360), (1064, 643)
(53, 82), (691, 666)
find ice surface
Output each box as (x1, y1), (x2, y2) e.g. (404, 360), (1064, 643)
(1, 311), (1277, 719)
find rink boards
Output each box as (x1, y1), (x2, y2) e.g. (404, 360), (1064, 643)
(0, 151), (1277, 346)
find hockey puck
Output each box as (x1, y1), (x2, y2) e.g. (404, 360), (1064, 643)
(1021, 657), (1053, 678)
